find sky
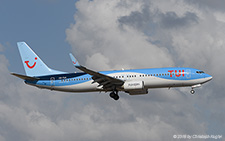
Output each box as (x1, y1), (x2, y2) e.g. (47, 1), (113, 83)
(0, 0), (225, 140)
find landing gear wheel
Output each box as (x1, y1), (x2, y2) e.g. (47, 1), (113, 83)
(109, 92), (119, 100)
(190, 89), (195, 94)
(109, 92), (115, 98)
(113, 94), (119, 100)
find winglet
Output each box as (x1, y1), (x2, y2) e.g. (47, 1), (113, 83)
(69, 53), (81, 67)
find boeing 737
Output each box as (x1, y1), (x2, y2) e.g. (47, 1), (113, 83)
(11, 42), (212, 100)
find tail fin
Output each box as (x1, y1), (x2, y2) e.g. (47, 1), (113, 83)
(17, 42), (64, 76)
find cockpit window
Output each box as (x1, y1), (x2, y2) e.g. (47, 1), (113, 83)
(196, 71), (204, 74)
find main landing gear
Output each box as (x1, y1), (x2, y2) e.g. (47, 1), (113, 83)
(109, 90), (119, 100)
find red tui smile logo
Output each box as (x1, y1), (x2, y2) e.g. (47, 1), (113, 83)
(73, 60), (77, 64)
(25, 57), (37, 69)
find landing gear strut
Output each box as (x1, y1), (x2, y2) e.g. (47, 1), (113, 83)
(109, 90), (119, 100)
(190, 89), (195, 94)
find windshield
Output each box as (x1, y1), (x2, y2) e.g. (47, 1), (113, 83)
(196, 71), (204, 74)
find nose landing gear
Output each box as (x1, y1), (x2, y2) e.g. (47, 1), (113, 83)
(190, 84), (201, 95)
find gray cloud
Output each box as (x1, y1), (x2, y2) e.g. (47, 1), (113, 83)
(117, 5), (199, 64)
(118, 6), (198, 30)
(159, 11), (198, 29)
(118, 6), (153, 31)
(187, 0), (225, 12)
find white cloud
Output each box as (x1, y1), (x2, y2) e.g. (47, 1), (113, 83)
(86, 53), (111, 70)
(214, 12), (225, 23)
(66, 0), (174, 70)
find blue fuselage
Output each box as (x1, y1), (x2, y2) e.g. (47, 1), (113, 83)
(25, 67), (212, 93)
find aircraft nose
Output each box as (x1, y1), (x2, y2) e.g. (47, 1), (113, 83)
(205, 74), (213, 82)
(209, 76), (213, 81)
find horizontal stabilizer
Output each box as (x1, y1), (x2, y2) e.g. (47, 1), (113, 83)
(11, 73), (39, 81)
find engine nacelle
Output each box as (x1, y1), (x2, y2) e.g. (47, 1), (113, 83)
(123, 81), (144, 90)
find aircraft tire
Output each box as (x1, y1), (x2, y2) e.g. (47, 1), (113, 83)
(190, 90), (195, 94)
(110, 92), (115, 98)
(113, 94), (119, 100)
(109, 92), (119, 100)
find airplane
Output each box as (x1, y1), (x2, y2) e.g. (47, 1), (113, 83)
(11, 42), (213, 100)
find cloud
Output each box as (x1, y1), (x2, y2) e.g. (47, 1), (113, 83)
(118, 7), (198, 30)
(187, 0), (225, 12)
(86, 53), (111, 70)
(66, 0), (174, 70)
(159, 11), (198, 29)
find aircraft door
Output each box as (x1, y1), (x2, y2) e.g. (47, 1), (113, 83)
(186, 69), (191, 79)
(50, 77), (55, 86)
(122, 74), (127, 81)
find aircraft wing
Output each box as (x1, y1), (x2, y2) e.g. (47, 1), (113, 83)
(69, 53), (124, 90)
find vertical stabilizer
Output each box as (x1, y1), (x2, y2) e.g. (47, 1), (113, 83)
(17, 42), (64, 76)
